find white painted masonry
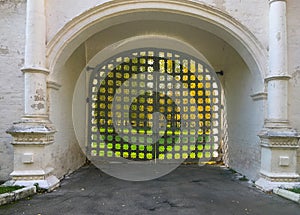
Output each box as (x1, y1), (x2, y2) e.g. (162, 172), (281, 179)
(255, 0), (300, 191)
(0, 0), (299, 191)
(0, 0), (26, 182)
(6, 0), (59, 189)
(267, 0), (289, 123)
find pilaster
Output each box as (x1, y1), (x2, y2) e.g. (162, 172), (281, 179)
(6, 0), (59, 190)
(256, 0), (300, 191)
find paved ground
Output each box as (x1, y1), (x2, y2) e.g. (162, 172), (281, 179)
(0, 164), (300, 215)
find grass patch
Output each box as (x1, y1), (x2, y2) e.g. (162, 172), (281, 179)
(228, 168), (237, 173)
(239, 176), (248, 181)
(0, 186), (25, 194)
(287, 188), (300, 194)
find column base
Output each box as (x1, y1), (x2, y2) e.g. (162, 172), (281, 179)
(8, 168), (60, 191)
(264, 119), (291, 129)
(7, 118), (56, 142)
(257, 128), (300, 191)
(259, 170), (299, 181)
(8, 175), (59, 191)
(6, 119), (58, 191)
(255, 177), (300, 192)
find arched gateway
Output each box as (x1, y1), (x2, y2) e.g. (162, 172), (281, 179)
(6, 0), (299, 191)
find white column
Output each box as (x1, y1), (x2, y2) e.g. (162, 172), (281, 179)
(256, 0), (300, 191)
(6, 0), (59, 190)
(269, 0), (287, 77)
(23, 0), (49, 120)
(265, 0), (289, 128)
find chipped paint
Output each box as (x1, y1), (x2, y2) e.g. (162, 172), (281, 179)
(214, 0), (226, 11)
(30, 103), (45, 110)
(33, 88), (45, 102)
(0, 45), (9, 55)
(291, 67), (300, 87)
(276, 32), (281, 41)
(29, 88), (46, 110)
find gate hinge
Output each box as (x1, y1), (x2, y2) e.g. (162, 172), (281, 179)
(86, 66), (95, 71)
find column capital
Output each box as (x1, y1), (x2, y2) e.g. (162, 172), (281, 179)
(269, 0), (286, 4)
(21, 67), (50, 75)
(265, 75), (291, 82)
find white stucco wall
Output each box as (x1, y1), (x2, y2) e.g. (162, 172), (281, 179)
(287, 0), (300, 173)
(0, 0), (26, 181)
(205, 0), (269, 48)
(222, 51), (264, 180)
(1, 0), (299, 182)
(45, 0), (269, 51)
(48, 44), (86, 179)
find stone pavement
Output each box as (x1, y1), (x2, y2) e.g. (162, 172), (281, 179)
(0, 164), (300, 215)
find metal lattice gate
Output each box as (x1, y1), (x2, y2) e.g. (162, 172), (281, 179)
(88, 48), (221, 163)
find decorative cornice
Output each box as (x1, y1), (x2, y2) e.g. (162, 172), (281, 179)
(269, 0), (286, 4)
(10, 133), (55, 146)
(6, 121), (56, 146)
(21, 115), (49, 120)
(259, 138), (299, 149)
(259, 127), (299, 136)
(12, 176), (45, 181)
(21, 67), (50, 75)
(250, 92), (267, 101)
(260, 138), (299, 149)
(264, 119), (291, 129)
(7, 122), (56, 134)
(47, 81), (62, 90)
(259, 128), (300, 148)
(265, 75), (291, 82)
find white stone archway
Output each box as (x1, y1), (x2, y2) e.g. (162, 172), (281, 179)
(7, 0), (299, 191)
(47, 0), (267, 80)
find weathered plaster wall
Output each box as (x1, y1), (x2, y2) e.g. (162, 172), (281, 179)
(222, 51), (264, 180)
(0, 0), (26, 181)
(287, 0), (300, 173)
(48, 44), (86, 179)
(205, 0), (269, 48)
(45, 0), (269, 51)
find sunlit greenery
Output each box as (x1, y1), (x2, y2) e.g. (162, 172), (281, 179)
(288, 188), (300, 194)
(0, 186), (24, 194)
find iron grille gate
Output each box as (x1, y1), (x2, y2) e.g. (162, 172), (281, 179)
(88, 48), (221, 163)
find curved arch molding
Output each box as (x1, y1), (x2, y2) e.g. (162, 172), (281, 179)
(46, 0), (267, 81)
